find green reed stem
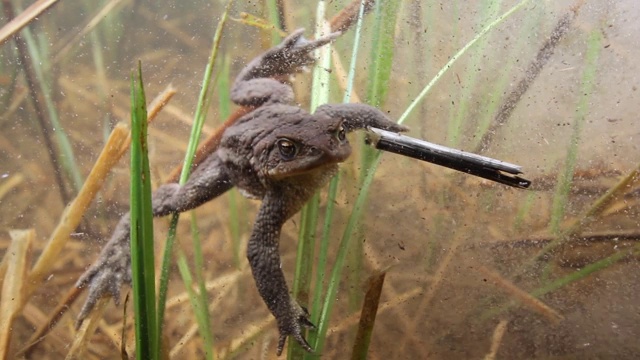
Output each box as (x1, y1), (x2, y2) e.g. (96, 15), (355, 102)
(129, 63), (158, 360)
(156, 0), (232, 351)
(447, 0), (502, 147)
(549, 28), (602, 235)
(289, 4), (333, 358)
(22, 27), (84, 192)
(307, 0), (368, 356)
(311, 0), (532, 355)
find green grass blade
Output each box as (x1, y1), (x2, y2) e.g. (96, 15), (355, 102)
(21, 27), (84, 192)
(311, 150), (382, 357)
(306, 4), (369, 320)
(447, 0), (502, 147)
(360, 0), (400, 179)
(190, 211), (215, 358)
(265, 0), (283, 45)
(549, 28), (602, 234)
(175, 212), (214, 360)
(216, 56), (245, 268)
(129, 62), (158, 359)
(364, 0), (400, 108)
(350, 0), (401, 312)
(311, 1), (532, 355)
(289, 3), (333, 357)
(397, 0), (532, 126)
(292, 193), (319, 301)
(480, 247), (635, 322)
(156, 0), (232, 351)
(306, 3), (369, 355)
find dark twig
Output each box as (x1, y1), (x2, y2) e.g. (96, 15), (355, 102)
(350, 269), (387, 360)
(474, 7), (579, 153)
(2, 0), (70, 204)
(476, 229), (640, 250)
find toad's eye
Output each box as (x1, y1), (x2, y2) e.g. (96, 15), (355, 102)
(277, 138), (298, 160)
(336, 124), (346, 141)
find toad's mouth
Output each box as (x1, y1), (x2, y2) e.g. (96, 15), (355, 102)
(267, 150), (349, 179)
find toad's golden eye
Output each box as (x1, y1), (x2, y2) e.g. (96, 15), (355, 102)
(277, 138), (297, 160)
(336, 124), (346, 141)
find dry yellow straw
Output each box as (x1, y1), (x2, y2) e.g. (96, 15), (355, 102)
(0, 0), (60, 46)
(477, 265), (564, 324)
(28, 85), (176, 295)
(27, 123), (129, 293)
(483, 320), (509, 360)
(64, 298), (110, 360)
(0, 229), (34, 359)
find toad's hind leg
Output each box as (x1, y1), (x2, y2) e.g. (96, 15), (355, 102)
(76, 155), (234, 325)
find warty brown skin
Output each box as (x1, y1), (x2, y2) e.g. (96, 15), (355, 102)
(75, 28), (408, 355)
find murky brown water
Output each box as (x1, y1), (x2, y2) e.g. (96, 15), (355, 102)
(1, 0), (638, 359)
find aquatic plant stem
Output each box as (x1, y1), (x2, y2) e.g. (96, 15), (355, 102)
(156, 0), (232, 349)
(129, 63), (159, 360)
(2, 2), (70, 203)
(305, 1), (368, 357)
(313, 0), (533, 354)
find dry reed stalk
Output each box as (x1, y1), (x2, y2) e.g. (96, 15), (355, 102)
(564, 163), (640, 237)
(477, 265), (563, 323)
(400, 234), (465, 350)
(329, 0), (375, 33)
(474, 8), (579, 153)
(351, 270), (387, 360)
(116, 85), (178, 158)
(483, 319), (508, 360)
(64, 298), (109, 360)
(0, 173), (24, 200)
(0, 229), (33, 359)
(20, 302), (71, 355)
(53, 0), (128, 63)
(218, 314), (274, 360)
(361, 241), (421, 345)
(21, 86), (176, 355)
(531, 162), (640, 262)
(3, 0), (71, 204)
(330, 286), (424, 335)
(331, 50), (362, 103)
(28, 124), (129, 293)
(0, 0), (60, 46)
(20, 285), (83, 356)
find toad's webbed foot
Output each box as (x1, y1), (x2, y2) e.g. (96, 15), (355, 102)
(241, 28), (340, 80)
(267, 28), (340, 75)
(231, 29), (340, 107)
(276, 299), (316, 355)
(75, 216), (132, 327)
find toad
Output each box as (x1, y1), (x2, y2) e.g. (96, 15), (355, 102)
(76, 29), (408, 355)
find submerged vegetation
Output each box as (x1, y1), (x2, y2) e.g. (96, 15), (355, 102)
(0, 0), (639, 359)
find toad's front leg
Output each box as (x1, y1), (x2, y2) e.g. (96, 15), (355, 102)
(314, 103), (409, 133)
(247, 193), (315, 355)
